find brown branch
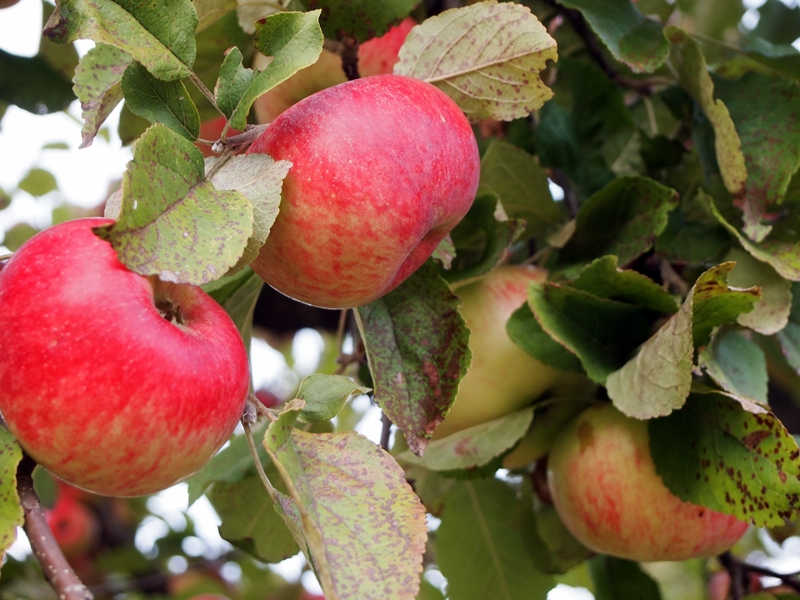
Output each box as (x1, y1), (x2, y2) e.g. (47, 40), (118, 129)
(16, 455), (93, 600)
(380, 412), (392, 451)
(719, 552), (800, 596)
(340, 35), (360, 81)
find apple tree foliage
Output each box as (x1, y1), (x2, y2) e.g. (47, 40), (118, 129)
(2, 0), (800, 599)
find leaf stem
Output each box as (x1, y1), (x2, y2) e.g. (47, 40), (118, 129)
(188, 71), (221, 114)
(16, 454), (93, 600)
(242, 421), (278, 503)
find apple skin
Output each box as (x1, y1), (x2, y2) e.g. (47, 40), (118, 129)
(246, 74), (480, 308)
(0, 218), (251, 496)
(0, 0), (21, 9)
(45, 495), (99, 559)
(433, 265), (593, 439)
(547, 403), (749, 561)
(252, 18), (415, 124)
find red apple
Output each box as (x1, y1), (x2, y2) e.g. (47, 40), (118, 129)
(45, 494), (99, 559)
(547, 403), (749, 561)
(253, 18), (415, 124)
(0, 218), (250, 496)
(0, 0), (21, 9)
(246, 74), (480, 308)
(433, 265), (594, 439)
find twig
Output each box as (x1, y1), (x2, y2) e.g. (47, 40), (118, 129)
(548, 168), (578, 218)
(340, 35), (360, 81)
(380, 412), (392, 451)
(720, 551), (800, 594)
(242, 421), (278, 503)
(335, 309), (349, 358)
(16, 454), (93, 600)
(248, 390), (277, 422)
(188, 72), (221, 114)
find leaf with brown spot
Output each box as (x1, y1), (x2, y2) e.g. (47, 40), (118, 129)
(394, 1), (557, 122)
(0, 428), (23, 567)
(356, 262), (471, 455)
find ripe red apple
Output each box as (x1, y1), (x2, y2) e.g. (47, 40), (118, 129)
(547, 403), (749, 561)
(45, 494), (99, 559)
(246, 74), (480, 308)
(0, 218), (250, 496)
(252, 18), (415, 124)
(433, 265), (593, 439)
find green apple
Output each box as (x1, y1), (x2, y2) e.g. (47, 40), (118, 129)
(547, 403), (749, 561)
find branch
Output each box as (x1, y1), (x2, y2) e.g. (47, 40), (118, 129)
(16, 455), (93, 600)
(719, 551), (800, 595)
(380, 412), (392, 451)
(340, 35), (360, 81)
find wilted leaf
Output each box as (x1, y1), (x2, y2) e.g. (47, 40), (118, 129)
(650, 393), (800, 527)
(560, 0), (668, 73)
(121, 62), (200, 141)
(0, 428), (23, 564)
(308, 0), (417, 41)
(397, 407), (533, 471)
(699, 328), (768, 405)
(356, 262), (471, 455)
(294, 374), (370, 423)
(395, 2), (557, 122)
(438, 479), (555, 600)
(44, 0), (197, 81)
(94, 125), (253, 285)
(725, 248), (792, 335)
(73, 44), (132, 148)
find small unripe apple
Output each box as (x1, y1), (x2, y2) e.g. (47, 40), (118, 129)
(252, 18), (415, 124)
(433, 265), (593, 439)
(0, 218), (251, 496)
(45, 495), (99, 559)
(247, 74), (480, 308)
(547, 403), (749, 561)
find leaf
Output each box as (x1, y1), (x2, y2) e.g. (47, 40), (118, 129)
(666, 27), (748, 207)
(649, 393), (800, 527)
(0, 428), (23, 564)
(397, 407), (533, 471)
(73, 44), (132, 148)
(477, 141), (562, 240)
(195, 0), (237, 32)
(394, 2), (557, 122)
(0, 49), (75, 115)
(776, 282), (800, 374)
(294, 374), (370, 423)
(203, 268), (263, 350)
(725, 248), (792, 335)
(437, 479), (555, 600)
(559, 176), (679, 267)
(121, 62), (200, 141)
(527, 282), (651, 383)
(18, 168), (57, 197)
(236, 0), (291, 35)
(43, 0), (197, 81)
(216, 11), (324, 131)
(207, 153), (291, 274)
(356, 262), (471, 455)
(94, 124), (253, 285)
(699, 328), (768, 405)
(208, 473), (299, 562)
(264, 421), (427, 600)
(506, 303), (584, 372)
(606, 283), (693, 419)
(308, 0), (417, 42)
(589, 556), (663, 600)
(570, 255), (679, 314)
(559, 0), (668, 73)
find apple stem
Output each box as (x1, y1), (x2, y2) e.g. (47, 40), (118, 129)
(241, 421), (278, 503)
(16, 455), (94, 600)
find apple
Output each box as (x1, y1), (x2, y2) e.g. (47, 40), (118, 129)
(433, 265), (594, 439)
(0, 218), (251, 496)
(547, 403), (749, 561)
(0, 0), (21, 9)
(45, 494), (99, 559)
(252, 18), (415, 124)
(246, 74), (480, 308)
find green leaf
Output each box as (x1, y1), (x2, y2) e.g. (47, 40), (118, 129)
(559, 176), (679, 267)
(264, 426), (428, 600)
(0, 428), (23, 564)
(477, 141), (562, 240)
(218, 11), (324, 131)
(195, 0), (237, 32)
(394, 2), (557, 122)
(17, 168), (57, 197)
(294, 374), (370, 423)
(206, 153), (291, 274)
(725, 248), (792, 335)
(356, 262), (471, 456)
(559, 0), (668, 73)
(121, 62), (200, 141)
(437, 479), (555, 600)
(203, 268), (263, 350)
(43, 0), (197, 81)
(397, 407), (533, 471)
(308, 0), (416, 41)
(589, 556), (663, 600)
(776, 282), (800, 374)
(570, 255), (679, 314)
(527, 282), (650, 383)
(649, 392), (800, 527)
(699, 328), (768, 405)
(0, 49), (75, 114)
(208, 473), (299, 562)
(605, 283), (693, 419)
(73, 44), (132, 148)
(94, 124), (253, 285)
(506, 303), (584, 372)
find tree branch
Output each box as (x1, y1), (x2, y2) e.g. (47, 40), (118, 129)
(17, 455), (93, 600)
(340, 35), (360, 81)
(380, 412), (392, 451)
(719, 551), (800, 595)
